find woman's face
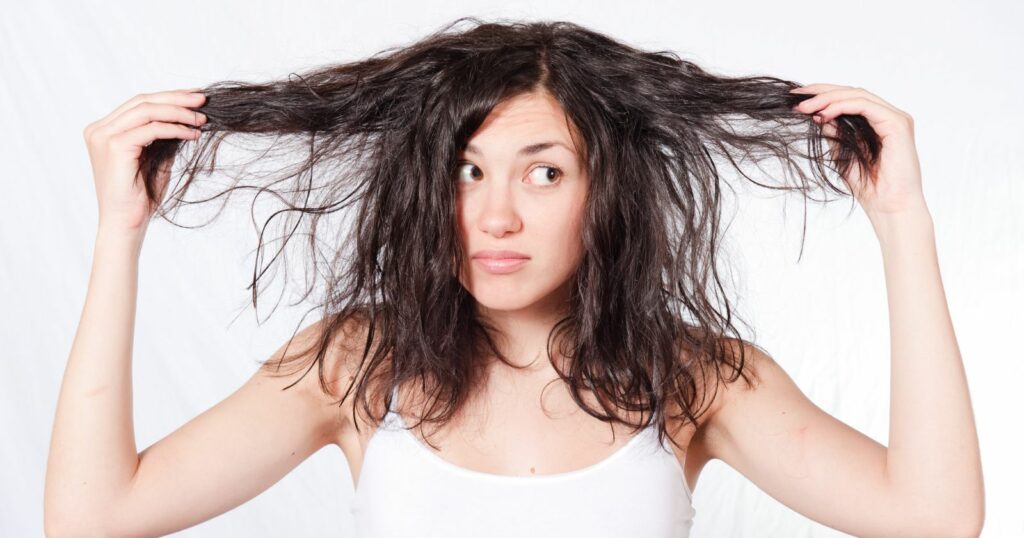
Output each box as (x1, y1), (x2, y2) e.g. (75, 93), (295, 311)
(454, 90), (588, 315)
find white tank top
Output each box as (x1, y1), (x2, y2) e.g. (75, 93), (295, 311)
(351, 386), (696, 537)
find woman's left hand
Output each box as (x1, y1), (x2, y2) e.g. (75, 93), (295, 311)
(791, 84), (927, 219)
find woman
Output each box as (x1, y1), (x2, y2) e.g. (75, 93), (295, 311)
(45, 17), (983, 537)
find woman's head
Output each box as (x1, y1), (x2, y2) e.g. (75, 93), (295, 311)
(455, 89), (588, 317)
(141, 17), (880, 448)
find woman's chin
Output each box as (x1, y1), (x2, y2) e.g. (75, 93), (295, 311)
(470, 292), (537, 313)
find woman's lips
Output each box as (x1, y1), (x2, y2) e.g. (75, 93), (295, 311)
(473, 257), (529, 274)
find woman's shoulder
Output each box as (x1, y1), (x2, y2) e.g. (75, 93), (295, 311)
(680, 337), (776, 459)
(672, 336), (766, 432)
(260, 314), (387, 445)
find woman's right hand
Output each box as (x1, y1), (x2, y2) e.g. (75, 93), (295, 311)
(83, 88), (208, 233)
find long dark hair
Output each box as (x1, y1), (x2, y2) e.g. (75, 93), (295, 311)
(139, 17), (879, 450)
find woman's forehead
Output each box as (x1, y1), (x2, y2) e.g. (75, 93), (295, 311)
(464, 91), (580, 156)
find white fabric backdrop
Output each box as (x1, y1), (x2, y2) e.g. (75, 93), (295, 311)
(2, 1), (1020, 536)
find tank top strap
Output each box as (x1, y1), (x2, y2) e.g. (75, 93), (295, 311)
(388, 383), (399, 412)
(382, 383), (402, 430)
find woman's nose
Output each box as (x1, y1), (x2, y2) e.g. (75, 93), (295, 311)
(477, 184), (521, 236)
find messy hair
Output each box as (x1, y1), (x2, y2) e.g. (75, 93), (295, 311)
(139, 17), (879, 450)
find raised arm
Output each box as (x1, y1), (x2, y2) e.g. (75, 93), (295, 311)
(44, 90), (353, 537)
(699, 84), (983, 538)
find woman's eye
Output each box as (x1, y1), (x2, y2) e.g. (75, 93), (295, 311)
(455, 162), (482, 184)
(527, 165), (563, 187)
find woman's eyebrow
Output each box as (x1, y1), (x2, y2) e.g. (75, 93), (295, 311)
(464, 141), (575, 157)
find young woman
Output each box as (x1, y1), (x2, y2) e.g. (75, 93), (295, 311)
(45, 17), (983, 538)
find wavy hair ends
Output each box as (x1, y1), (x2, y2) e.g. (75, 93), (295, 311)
(138, 17), (880, 450)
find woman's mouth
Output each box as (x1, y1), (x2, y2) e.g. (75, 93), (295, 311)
(473, 258), (529, 274)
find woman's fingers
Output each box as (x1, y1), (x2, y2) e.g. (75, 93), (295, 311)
(107, 120), (202, 151)
(96, 101), (207, 140)
(794, 88), (894, 120)
(85, 89), (205, 138)
(794, 85), (911, 133)
(791, 84), (904, 121)
(796, 83), (899, 109)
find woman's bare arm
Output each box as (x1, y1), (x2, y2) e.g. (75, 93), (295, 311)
(701, 85), (984, 538)
(112, 350), (342, 537)
(44, 222), (350, 537)
(44, 90), (353, 537)
(44, 226), (149, 536)
(44, 226), (352, 536)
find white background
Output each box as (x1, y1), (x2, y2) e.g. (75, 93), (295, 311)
(2, 1), (1021, 536)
